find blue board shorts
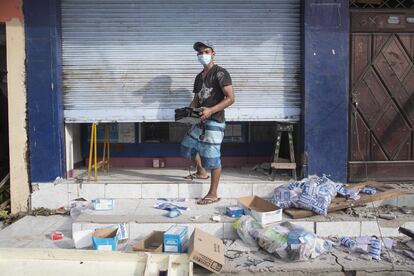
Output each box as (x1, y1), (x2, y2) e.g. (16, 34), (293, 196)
(180, 120), (225, 170)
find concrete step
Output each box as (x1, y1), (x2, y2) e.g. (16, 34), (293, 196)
(31, 180), (286, 209)
(72, 199), (414, 242)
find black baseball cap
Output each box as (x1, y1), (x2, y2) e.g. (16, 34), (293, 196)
(193, 40), (214, 51)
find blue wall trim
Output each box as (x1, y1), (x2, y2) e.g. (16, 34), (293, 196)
(24, 0), (65, 182)
(303, 0), (349, 182)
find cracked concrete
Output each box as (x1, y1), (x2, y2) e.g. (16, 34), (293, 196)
(1, 215), (414, 275)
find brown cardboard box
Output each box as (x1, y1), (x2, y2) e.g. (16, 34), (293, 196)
(188, 228), (224, 274)
(238, 195), (282, 225)
(133, 231), (164, 252)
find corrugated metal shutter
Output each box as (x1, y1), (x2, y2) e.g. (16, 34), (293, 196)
(61, 0), (301, 123)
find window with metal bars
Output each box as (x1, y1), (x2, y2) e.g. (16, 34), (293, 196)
(350, 0), (414, 8)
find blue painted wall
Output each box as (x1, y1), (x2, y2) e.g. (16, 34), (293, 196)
(303, 0), (349, 182)
(24, 0), (65, 182)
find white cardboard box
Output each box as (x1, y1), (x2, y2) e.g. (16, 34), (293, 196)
(238, 196), (283, 225)
(92, 199), (115, 211)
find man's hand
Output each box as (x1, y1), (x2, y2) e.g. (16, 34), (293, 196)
(199, 107), (213, 120)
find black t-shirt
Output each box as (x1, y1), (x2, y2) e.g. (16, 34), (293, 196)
(193, 65), (232, 123)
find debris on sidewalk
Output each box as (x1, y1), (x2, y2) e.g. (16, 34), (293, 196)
(232, 215), (332, 261)
(70, 198), (91, 219)
(154, 201), (189, 218)
(405, 239), (414, 251)
(92, 198), (115, 211)
(157, 198), (188, 202)
(378, 213), (397, 220)
(51, 231), (64, 241)
(400, 206), (413, 214)
(30, 207), (69, 216)
(368, 237), (382, 260)
(399, 227), (414, 239)
(274, 177), (406, 218)
(225, 206), (244, 218)
(272, 175), (338, 216)
(166, 208), (182, 218)
(154, 202), (189, 212)
(189, 215), (200, 221)
(211, 215), (221, 222)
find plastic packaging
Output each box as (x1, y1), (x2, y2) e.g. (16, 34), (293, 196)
(166, 208), (182, 218)
(232, 215), (262, 248)
(285, 223), (332, 261)
(154, 202), (189, 211)
(369, 237), (382, 260)
(340, 236), (356, 251)
(234, 217), (332, 261)
(256, 223), (290, 258)
(360, 187), (376, 195)
(70, 200), (91, 219)
(272, 175), (345, 215)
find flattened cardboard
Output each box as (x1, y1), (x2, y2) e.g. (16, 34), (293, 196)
(188, 228), (224, 274)
(133, 231), (164, 252)
(238, 196), (283, 225)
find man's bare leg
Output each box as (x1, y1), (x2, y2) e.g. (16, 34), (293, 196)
(207, 167), (221, 198)
(197, 167), (221, 204)
(194, 153), (208, 178)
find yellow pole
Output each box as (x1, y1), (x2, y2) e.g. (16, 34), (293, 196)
(102, 126), (107, 172)
(87, 123), (94, 181)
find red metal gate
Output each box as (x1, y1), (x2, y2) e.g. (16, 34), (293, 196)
(349, 10), (414, 181)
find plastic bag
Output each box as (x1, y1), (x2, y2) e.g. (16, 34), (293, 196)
(272, 180), (302, 208)
(232, 215), (262, 248)
(272, 175), (339, 216)
(286, 224), (332, 261)
(256, 222), (290, 258)
(70, 200), (91, 219)
(234, 217), (332, 261)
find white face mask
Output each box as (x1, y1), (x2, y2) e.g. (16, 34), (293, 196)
(197, 54), (212, 66)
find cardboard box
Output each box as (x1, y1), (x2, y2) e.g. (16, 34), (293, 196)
(163, 225), (188, 253)
(92, 228), (118, 251)
(188, 228), (224, 274)
(238, 196), (282, 225)
(133, 231), (164, 252)
(92, 198), (115, 211)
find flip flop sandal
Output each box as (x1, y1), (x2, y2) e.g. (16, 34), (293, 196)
(184, 173), (209, 180)
(196, 197), (221, 205)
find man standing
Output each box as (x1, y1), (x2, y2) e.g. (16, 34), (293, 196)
(181, 41), (235, 205)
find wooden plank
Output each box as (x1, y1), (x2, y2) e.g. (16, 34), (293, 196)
(284, 184), (405, 219)
(271, 162), (296, 169)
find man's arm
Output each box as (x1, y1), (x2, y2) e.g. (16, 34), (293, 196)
(200, 85), (235, 120)
(189, 94), (198, 108)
